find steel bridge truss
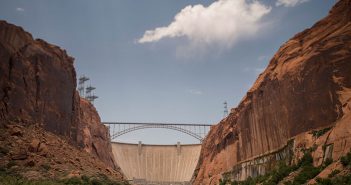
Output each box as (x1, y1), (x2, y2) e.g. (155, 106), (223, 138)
(103, 122), (212, 142)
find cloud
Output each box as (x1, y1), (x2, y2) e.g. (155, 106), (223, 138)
(188, 89), (203, 95)
(138, 0), (271, 48)
(16, 7), (24, 12)
(276, 0), (310, 7)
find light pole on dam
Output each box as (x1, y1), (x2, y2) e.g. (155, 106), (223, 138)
(103, 122), (212, 185)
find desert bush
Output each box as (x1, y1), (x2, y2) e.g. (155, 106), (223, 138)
(311, 127), (332, 138)
(340, 151), (351, 167)
(292, 165), (321, 184)
(324, 158), (333, 167)
(328, 169), (340, 178)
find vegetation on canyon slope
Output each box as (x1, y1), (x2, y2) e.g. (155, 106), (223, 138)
(0, 169), (127, 185)
(220, 150), (351, 185)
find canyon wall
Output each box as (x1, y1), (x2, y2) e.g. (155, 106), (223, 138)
(0, 20), (116, 168)
(193, 1), (351, 184)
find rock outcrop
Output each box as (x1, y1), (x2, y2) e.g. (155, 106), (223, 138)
(193, 1), (351, 184)
(0, 20), (117, 170)
(0, 20), (78, 140)
(77, 98), (116, 168)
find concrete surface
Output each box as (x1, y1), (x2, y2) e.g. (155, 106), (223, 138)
(111, 142), (201, 183)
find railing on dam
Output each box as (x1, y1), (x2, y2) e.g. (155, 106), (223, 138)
(103, 122), (212, 142)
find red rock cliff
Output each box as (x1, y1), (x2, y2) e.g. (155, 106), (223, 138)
(193, 1), (351, 184)
(77, 98), (116, 168)
(0, 20), (116, 169)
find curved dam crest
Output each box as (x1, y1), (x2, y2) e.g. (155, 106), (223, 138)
(111, 142), (202, 184)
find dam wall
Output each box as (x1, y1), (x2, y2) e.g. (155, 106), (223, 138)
(111, 142), (201, 184)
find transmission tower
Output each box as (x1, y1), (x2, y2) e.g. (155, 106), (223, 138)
(86, 85), (98, 104)
(78, 75), (98, 104)
(223, 101), (228, 118)
(78, 75), (89, 97)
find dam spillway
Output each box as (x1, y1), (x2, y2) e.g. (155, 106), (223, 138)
(111, 142), (202, 184)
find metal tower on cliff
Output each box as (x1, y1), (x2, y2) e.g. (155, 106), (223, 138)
(223, 101), (228, 118)
(78, 75), (89, 97)
(78, 75), (98, 104)
(86, 85), (98, 104)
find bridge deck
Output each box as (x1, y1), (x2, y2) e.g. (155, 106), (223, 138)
(103, 122), (213, 142)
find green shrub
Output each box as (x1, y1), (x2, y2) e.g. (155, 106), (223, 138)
(229, 162), (295, 185)
(311, 127), (332, 138)
(90, 177), (124, 185)
(324, 158), (333, 167)
(219, 178), (228, 185)
(283, 181), (293, 185)
(225, 150), (329, 185)
(315, 174), (351, 185)
(81, 175), (90, 183)
(263, 162), (294, 185)
(241, 176), (255, 185)
(296, 152), (313, 168)
(340, 151), (351, 167)
(331, 174), (351, 184)
(316, 177), (333, 185)
(292, 165), (321, 184)
(328, 170), (340, 178)
(61, 177), (82, 185)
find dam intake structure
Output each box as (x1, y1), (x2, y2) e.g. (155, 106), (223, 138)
(103, 122), (212, 185)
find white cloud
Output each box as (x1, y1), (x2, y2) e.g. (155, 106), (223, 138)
(276, 0), (310, 7)
(16, 7), (24, 12)
(138, 0), (271, 48)
(188, 89), (203, 95)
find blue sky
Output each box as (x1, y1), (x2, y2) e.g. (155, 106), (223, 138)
(0, 0), (335, 144)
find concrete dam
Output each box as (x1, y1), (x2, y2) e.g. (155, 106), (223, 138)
(111, 142), (202, 184)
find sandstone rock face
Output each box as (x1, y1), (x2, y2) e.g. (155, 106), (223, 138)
(77, 98), (116, 168)
(193, 1), (351, 184)
(0, 20), (78, 140)
(0, 20), (116, 169)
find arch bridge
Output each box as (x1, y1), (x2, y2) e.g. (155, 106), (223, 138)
(103, 122), (212, 142)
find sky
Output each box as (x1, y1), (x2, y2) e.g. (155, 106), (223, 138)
(0, 0), (336, 144)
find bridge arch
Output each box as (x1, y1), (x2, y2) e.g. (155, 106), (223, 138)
(103, 122), (212, 142)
